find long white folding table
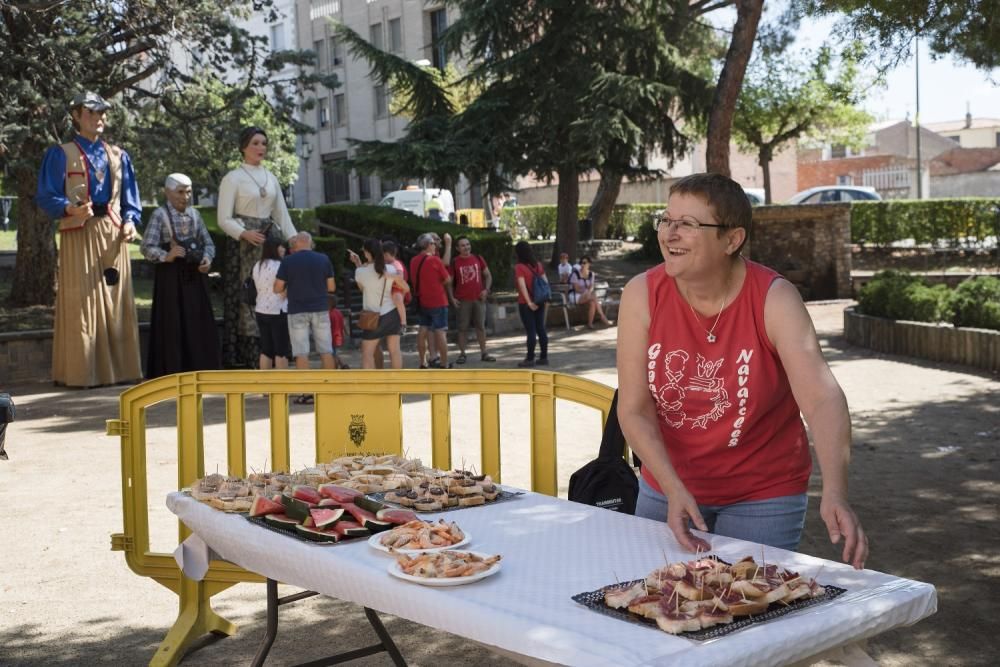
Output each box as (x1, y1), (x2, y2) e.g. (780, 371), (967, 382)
(168, 490), (936, 667)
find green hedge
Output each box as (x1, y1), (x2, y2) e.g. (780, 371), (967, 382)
(851, 199), (1000, 247)
(501, 203), (661, 241)
(316, 204), (514, 289)
(857, 270), (1000, 331)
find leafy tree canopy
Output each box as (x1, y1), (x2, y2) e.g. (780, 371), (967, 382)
(802, 0), (1000, 70)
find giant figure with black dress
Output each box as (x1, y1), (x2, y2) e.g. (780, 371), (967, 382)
(141, 173), (221, 378)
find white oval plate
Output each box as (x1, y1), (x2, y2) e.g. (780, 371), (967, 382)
(368, 528), (470, 555)
(386, 552), (501, 586)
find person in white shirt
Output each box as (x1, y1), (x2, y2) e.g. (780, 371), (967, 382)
(556, 252), (575, 284)
(348, 238), (411, 369)
(252, 238), (291, 369)
(217, 126), (297, 368)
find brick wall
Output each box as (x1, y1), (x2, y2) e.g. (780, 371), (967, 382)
(747, 204), (852, 300)
(797, 154), (910, 191)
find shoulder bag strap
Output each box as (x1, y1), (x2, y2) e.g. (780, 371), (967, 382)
(413, 254), (428, 295)
(597, 390), (627, 459)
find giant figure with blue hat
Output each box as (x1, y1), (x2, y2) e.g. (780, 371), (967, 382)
(35, 91), (143, 387)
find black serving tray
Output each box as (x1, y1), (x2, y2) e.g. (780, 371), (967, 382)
(366, 488), (524, 513)
(571, 579), (847, 641)
(245, 516), (364, 546)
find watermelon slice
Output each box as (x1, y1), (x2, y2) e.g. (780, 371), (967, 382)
(295, 524), (340, 542)
(332, 520), (370, 538)
(343, 503), (392, 532)
(310, 508), (345, 529)
(292, 485), (322, 504)
(280, 495), (317, 521)
(250, 494), (286, 517)
(317, 498), (342, 508)
(376, 508), (420, 525)
(352, 495), (386, 514)
(264, 513), (300, 531)
(318, 484), (362, 503)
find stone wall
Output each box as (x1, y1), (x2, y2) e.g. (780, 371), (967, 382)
(747, 204), (853, 300)
(844, 307), (1000, 373)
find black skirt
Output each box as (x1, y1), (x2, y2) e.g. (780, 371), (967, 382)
(146, 260), (222, 379)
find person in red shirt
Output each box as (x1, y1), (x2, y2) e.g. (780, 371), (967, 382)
(617, 173), (868, 570)
(327, 294), (348, 369)
(410, 232), (454, 368)
(449, 236), (496, 364)
(514, 241), (549, 367)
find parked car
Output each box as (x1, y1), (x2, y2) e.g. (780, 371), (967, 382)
(743, 187), (765, 206)
(786, 186), (882, 204)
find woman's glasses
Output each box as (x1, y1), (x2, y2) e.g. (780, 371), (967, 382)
(654, 214), (727, 232)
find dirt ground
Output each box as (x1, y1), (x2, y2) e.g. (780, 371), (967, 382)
(1, 296), (998, 666)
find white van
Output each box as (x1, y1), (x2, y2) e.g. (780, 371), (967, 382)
(378, 187), (456, 220)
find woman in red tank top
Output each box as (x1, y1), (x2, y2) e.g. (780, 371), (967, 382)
(616, 173), (868, 569)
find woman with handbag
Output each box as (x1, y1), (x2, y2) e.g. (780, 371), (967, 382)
(348, 238), (410, 369)
(217, 126), (297, 369)
(140, 173), (221, 378)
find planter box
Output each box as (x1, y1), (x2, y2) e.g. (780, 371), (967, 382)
(844, 307), (1000, 373)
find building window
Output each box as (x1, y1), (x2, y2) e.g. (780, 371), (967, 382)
(313, 39), (327, 71)
(389, 18), (403, 53)
(429, 8), (447, 70)
(329, 38), (344, 66)
(323, 153), (350, 202)
(317, 98), (330, 128)
(369, 22), (383, 51)
(836, 174), (853, 185)
(358, 173), (372, 200)
(269, 24), (285, 51)
(830, 144), (847, 159)
(374, 84), (388, 119)
(996, 131), (1000, 147)
(333, 94), (347, 127)
(381, 177), (404, 197)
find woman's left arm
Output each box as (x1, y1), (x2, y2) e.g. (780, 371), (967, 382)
(194, 210), (216, 263)
(765, 279), (868, 569)
(270, 173), (297, 240)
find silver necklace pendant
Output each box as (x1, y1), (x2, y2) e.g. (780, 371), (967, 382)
(706, 333), (717, 343)
(259, 186), (267, 198)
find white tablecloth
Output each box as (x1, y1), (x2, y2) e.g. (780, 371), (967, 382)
(167, 491), (936, 667)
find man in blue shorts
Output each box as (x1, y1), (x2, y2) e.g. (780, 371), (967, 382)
(274, 232), (336, 373)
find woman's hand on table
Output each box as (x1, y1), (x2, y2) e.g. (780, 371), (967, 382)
(821, 493), (868, 570)
(666, 485), (711, 553)
(240, 229), (266, 246)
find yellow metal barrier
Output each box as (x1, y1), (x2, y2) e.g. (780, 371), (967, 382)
(108, 369), (615, 666)
(456, 207), (486, 227)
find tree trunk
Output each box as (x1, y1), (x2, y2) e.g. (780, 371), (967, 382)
(553, 168), (580, 266)
(588, 169), (623, 239)
(705, 0), (764, 176)
(759, 145), (773, 204)
(8, 160), (57, 307)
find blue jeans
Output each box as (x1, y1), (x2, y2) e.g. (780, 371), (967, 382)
(517, 303), (548, 360)
(635, 477), (807, 551)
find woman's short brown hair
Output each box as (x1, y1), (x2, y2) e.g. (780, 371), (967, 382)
(669, 173), (752, 254)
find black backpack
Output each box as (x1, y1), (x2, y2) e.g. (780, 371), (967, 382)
(568, 390), (638, 514)
(242, 275), (257, 308)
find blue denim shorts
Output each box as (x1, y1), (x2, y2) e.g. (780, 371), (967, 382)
(418, 306), (448, 331)
(635, 477), (808, 552)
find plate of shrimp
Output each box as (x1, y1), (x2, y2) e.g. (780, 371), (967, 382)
(368, 519), (470, 554)
(388, 550), (502, 586)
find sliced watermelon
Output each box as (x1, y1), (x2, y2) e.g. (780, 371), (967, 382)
(250, 494), (286, 517)
(318, 484), (362, 503)
(264, 513), (300, 531)
(353, 495), (386, 514)
(292, 485), (322, 504)
(376, 508), (420, 525)
(295, 524), (340, 542)
(343, 503), (392, 532)
(332, 520), (370, 538)
(317, 498), (342, 508)
(280, 494), (317, 521)
(310, 508), (345, 529)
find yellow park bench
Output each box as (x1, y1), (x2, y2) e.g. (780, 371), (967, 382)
(108, 369), (616, 666)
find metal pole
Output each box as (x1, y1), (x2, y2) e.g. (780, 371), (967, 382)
(915, 36), (923, 200)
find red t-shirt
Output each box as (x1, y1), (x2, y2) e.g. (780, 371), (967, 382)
(641, 259), (812, 506)
(409, 253), (450, 308)
(451, 254), (488, 301)
(328, 308), (345, 347)
(515, 262), (543, 305)
(390, 259), (410, 305)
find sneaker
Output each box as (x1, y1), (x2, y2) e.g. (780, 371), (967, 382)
(456, 353), (468, 364)
(480, 353), (497, 362)
(536, 357), (549, 366)
(517, 359), (535, 368)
